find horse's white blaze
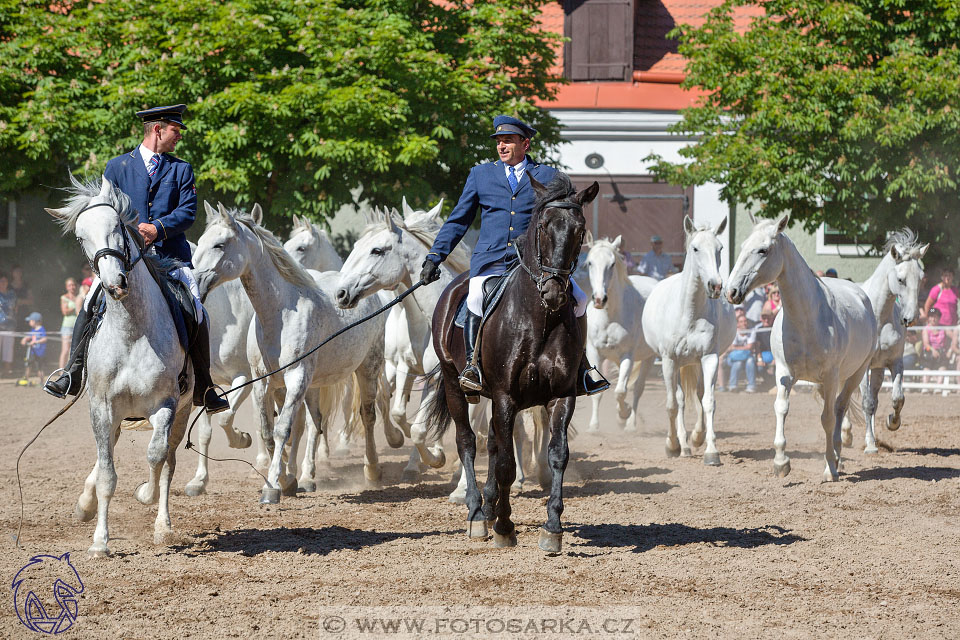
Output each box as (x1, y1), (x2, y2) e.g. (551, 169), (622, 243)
(725, 213), (878, 481)
(642, 216), (735, 464)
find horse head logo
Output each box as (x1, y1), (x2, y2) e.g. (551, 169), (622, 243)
(12, 553), (85, 635)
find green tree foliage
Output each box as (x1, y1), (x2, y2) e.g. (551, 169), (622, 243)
(0, 0), (563, 225)
(647, 0), (960, 263)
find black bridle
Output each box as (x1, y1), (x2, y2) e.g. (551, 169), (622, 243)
(515, 199), (585, 302)
(75, 203), (145, 277)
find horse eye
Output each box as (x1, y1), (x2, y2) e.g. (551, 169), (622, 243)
(693, 247), (699, 253)
(296, 246), (305, 252)
(371, 247), (384, 256)
(757, 248), (767, 255)
(213, 243), (225, 250)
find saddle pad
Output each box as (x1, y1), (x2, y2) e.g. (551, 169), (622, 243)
(454, 267), (517, 329)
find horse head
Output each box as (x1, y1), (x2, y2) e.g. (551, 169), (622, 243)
(46, 175), (139, 302)
(683, 215), (728, 299)
(886, 229), (928, 326)
(726, 213), (789, 305)
(585, 235), (623, 309)
(193, 201), (259, 299)
(336, 206), (406, 309)
(284, 214), (341, 271)
(526, 174), (598, 313)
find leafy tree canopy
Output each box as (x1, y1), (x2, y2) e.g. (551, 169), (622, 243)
(647, 0), (960, 264)
(0, 0), (563, 226)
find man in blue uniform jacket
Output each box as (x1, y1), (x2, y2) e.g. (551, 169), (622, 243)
(419, 115), (607, 397)
(45, 104), (229, 414)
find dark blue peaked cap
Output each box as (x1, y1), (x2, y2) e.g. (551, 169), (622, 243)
(490, 115), (537, 139)
(136, 104), (188, 129)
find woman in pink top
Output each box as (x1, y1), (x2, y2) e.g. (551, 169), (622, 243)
(923, 267), (958, 327)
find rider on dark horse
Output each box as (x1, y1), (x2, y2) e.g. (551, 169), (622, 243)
(44, 104), (229, 414)
(419, 115), (608, 397)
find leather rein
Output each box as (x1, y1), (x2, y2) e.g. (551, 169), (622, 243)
(514, 199), (585, 303)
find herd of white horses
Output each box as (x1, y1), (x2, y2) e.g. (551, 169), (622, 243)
(45, 175), (927, 556)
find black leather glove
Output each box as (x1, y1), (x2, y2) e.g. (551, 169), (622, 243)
(420, 258), (441, 284)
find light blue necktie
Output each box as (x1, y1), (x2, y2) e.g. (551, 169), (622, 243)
(508, 165), (518, 192)
(147, 154), (160, 177)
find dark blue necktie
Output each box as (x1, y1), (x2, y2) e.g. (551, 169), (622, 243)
(508, 165), (519, 192)
(147, 154), (160, 177)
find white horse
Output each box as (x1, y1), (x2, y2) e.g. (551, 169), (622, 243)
(842, 229), (926, 453)
(193, 203), (400, 502)
(726, 213), (877, 481)
(642, 217), (735, 465)
(46, 176), (194, 556)
(584, 236), (658, 432)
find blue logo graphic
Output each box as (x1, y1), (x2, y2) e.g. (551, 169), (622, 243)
(11, 553), (84, 635)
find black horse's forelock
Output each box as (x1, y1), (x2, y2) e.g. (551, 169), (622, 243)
(533, 173), (577, 217)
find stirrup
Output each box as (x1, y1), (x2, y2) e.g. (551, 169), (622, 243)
(580, 365), (610, 396)
(42, 368), (72, 399)
(459, 366), (482, 393)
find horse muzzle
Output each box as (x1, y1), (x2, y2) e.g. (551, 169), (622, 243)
(725, 285), (744, 305)
(707, 281), (723, 299)
(593, 294), (607, 309)
(541, 280), (567, 312)
(106, 275), (128, 301)
(335, 287), (359, 310)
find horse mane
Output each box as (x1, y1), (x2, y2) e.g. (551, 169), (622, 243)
(361, 206), (472, 275)
(533, 173), (576, 217)
(228, 208), (319, 291)
(53, 173), (135, 234)
(591, 238), (628, 283)
(884, 227), (923, 260)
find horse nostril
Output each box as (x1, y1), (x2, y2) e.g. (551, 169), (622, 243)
(336, 289), (347, 302)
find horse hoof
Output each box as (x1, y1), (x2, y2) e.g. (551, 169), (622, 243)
(622, 424), (638, 434)
(87, 546), (111, 559)
(538, 529), (562, 553)
(689, 430), (706, 448)
(280, 481), (298, 497)
(184, 481), (206, 497)
(665, 444), (681, 458)
(228, 431), (252, 449)
(886, 414), (901, 431)
(841, 433), (853, 447)
(586, 423), (600, 434)
(154, 530), (180, 546)
(822, 470), (839, 482)
(298, 479), (317, 493)
(448, 492), (467, 505)
(430, 448), (447, 469)
(466, 520), (488, 538)
(864, 447), (879, 456)
(773, 460), (791, 478)
(134, 482), (158, 505)
(702, 452), (721, 466)
(260, 487), (281, 504)
(493, 530), (517, 548)
(511, 481), (523, 496)
(75, 503), (96, 523)
(401, 469), (421, 484)
(680, 447), (692, 458)
(385, 428), (405, 449)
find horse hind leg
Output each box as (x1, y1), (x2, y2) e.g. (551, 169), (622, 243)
(625, 358), (652, 433)
(540, 396), (576, 554)
(863, 367), (884, 455)
(219, 378), (253, 449)
(820, 377), (844, 482)
(675, 367), (694, 457)
(155, 403), (191, 545)
(661, 357), (682, 457)
(136, 404), (176, 506)
(184, 410), (213, 497)
(86, 403), (119, 557)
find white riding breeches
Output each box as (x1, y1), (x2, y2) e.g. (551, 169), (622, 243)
(467, 273), (587, 317)
(86, 267), (205, 318)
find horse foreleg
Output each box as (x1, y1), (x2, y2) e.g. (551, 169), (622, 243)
(354, 365), (383, 487)
(298, 391), (321, 493)
(379, 369), (405, 449)
(539, 395), (576, 554)
(155, 403), (190, 545)
(280, 397), (305, 497)
(863, 367), (884, 454)
(219, 376), (253, 449)
(491, 396), (519, 548)
(887, 359), (905, 431)
(407, 385), (447, 473)
(675, 367), (694, 457)
(615, 356), (635, 429)
(136, 403), (177, 507)
(773, 364), (793, 478)
(661, 357), (682, 457)
(251, 379), (274, 477)
(534, 406), (551, 491)
(390, 362), (413, 436)
(512, 413), (527, 495)
(87, 402), (118, 557)
(699, 353), (722, 466)
(185, 410), (213, 497)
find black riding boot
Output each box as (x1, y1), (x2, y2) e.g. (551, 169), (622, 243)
(190, 318), (230, 414)
(459, 310), (483, 395)
(576, 314), (609, 396)
(43, 307), (91, 398)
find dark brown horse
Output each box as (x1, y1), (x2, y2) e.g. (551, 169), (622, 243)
(424, 173), (599, 552)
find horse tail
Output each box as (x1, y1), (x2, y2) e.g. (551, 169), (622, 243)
(423, 365), (452, 441)
(343, 372), (364, 440)
(680, 366), (700, 406)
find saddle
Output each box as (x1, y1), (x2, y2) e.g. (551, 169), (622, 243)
(454, 267), (516, 330)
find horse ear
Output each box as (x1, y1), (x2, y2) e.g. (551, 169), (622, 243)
(683, 215), (696, 235)
(583, 229), (594, 247)
(217, 202), (238, 229)
(427, 198), (443, 219)
(889, 244), (902, 262)
(918, 243), (930, 259)
(714, 216), (728, 236)
(748, 211), (758, 225)
(776, 213), (790, 233)
(612, 235), (622, 250)
(203, 200), (218, 223)
(45, 206), (70, 221)
(250, 203), (263, 226)
(529, 174), (548, 199)
(387, 209), (403, 235)
(291, 213), (302, 229)
(401, 196), (414, 220)
(575, 181), (600, 206)
(99, 176), (113, 198)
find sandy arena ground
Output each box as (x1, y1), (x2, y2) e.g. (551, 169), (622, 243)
(1, 377), (958, 639)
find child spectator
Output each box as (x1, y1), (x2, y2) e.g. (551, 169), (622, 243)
(20, 311), (47, 385)
(721, 314), (758, 393)
(903, 328), (921, 371)
(921, 307), (953, 394)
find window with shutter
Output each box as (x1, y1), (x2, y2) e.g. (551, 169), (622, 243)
(564, 0), (634, 81)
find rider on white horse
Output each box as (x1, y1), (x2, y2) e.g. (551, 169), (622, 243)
(418, 114), (608, 397)
(44, 104), (229, 414)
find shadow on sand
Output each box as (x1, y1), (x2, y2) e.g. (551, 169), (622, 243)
(176, 525), (455, 556)
(844, 465), (960, 483)
(571, 522), (805, 553)
(897, 447), (960, 458)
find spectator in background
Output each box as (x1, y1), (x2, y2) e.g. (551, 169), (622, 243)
(761, 284), (781, 318)
(741, 287), (766, 326)
(922, 267), (957, 328)
(825, 267), (838, 278)
(921, 307), (952, 395)
(721, 313), (758, 393)
(903, 328), (921, 371)
(20, 311), (47, 385)
(59, 278), (81, 371)
(0, 273), (16, 376)
(815, 270), (826, 277)
(10, 264), (33, 331)
(755, 310), (776, 380)
(637, 235), (676, 280)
